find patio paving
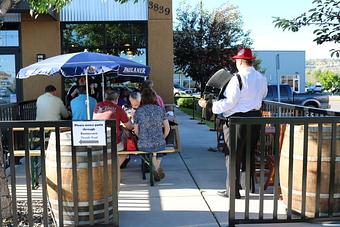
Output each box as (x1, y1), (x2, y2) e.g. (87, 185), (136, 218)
(119, 109), (335, 227)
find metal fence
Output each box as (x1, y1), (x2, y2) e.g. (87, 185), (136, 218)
(0, 100), (36, 121)
(228, 100), (340, 226)
(0, 120), (118, 227)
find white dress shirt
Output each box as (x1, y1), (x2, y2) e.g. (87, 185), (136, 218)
(36, 93), (69, 121)
(212, 67), (267, 117)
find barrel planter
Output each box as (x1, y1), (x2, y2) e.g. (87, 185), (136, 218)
(280, 124), (340, 217)
(46, 130), (118, 225)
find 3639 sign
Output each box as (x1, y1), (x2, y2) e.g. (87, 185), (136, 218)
(148, 1), (171, 16)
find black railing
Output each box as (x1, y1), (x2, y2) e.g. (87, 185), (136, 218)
(174, 95), (201, 120)
(0, 100), (36, 121)
(0, 120), (118, 227)
(228, 101), (340, 226)
(262, 100), (340, 117)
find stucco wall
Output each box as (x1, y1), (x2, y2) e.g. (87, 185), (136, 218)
(148, 0), (173, 104)
(21, 13), (62, 101)
(254, 50), (306, 93)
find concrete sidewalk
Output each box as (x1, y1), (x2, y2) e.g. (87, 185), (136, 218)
(119, 109), (225, 227)
(119, 110), (330, 227)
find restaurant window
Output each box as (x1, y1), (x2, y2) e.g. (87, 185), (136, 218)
(61, 22), (147, 100)
(0, 23), (20, 104)
(61, 22), (147, 62)
(0, 24), (19, 47)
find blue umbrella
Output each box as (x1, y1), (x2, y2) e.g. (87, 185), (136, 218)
(17, 51), (150, 78)
(17, 51), (151, 119)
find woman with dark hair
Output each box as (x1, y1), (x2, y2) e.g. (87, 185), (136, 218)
(134, 88), (170, 181)
(141, 79), (165, 108)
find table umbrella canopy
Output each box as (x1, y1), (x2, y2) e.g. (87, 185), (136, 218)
(17, 51), (150, 79)
(17, 51), (150, 120)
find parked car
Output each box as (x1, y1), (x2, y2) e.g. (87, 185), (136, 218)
(265, 84), (329, 108)
(0, 87), (14, 104)
(307, 84), (323, 93)
(0, 80), (12, 87)
(173, 84), (192, 96)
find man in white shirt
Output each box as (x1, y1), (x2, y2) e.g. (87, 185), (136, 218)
(199, 48), (267, 198)
(36, 85), (70, 121)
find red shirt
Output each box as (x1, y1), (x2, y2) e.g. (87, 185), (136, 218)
(93, 101), (129, 144)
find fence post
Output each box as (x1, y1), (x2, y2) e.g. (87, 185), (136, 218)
(209, 115), (217, 131)
(229, 122), (236, 227)
(198, 97), (204, 124)
(190, 96), (195, 120)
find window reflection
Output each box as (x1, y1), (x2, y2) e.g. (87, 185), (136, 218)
(120, 48), (146, 64)
(0, 55), (16, 104)
(61, 22), (148, 100)
(0, 30), (19, 47)
(62, 22), (147, 60)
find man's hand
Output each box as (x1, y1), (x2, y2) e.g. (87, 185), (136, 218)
(198, 98), (207, 108)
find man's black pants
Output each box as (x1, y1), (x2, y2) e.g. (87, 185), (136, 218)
(223, 110), (261, 191)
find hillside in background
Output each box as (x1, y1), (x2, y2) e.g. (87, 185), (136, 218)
(306, 59), (340, 73)
(305, 59), (340, 85)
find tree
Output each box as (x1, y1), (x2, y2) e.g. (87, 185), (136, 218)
(174, 2), (252, 94)
(316, 70), (340, 90)
(273, 0), (340, 58)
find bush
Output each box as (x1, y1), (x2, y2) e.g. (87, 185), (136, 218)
(175, 94), (195, 108)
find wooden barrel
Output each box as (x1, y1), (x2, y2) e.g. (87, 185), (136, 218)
(280, 124), (340, 217)
(46, 130), (118, 225)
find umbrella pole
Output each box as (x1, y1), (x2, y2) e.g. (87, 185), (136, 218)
(102, 73), (105, 102)
(86, 74), (90, 120)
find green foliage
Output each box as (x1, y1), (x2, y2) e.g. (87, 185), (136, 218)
(25, 0), (141, 15)
(317, 70), (340, 90)
(273, 0), (340, 58)
(175, 94), (195, 108)
(28, 0), (71, 14)
(174, 2), (253, 93)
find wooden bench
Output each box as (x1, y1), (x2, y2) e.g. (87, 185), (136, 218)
(118, 147), (177, 186)
(118, 125), (180, 186)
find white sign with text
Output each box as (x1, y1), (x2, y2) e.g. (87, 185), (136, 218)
(72, 121), (106, 146)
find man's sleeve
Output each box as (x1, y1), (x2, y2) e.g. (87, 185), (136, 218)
(262, 78), (268, 99)
(119, 107), (129, 123)
(212, 76), (240, 114)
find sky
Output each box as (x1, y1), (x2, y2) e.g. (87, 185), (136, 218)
(172, 0), (336, 60)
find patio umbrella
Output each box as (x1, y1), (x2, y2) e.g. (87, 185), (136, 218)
(17, 51), (150, 119)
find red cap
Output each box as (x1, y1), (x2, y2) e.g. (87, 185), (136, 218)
(231, 48), (255, 60)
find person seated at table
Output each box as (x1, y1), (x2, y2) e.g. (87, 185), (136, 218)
(118, 87), (130, 107)
(120, 91), (141, 169)
(66, 76), (86, 109)
(141, 80), (165, 108)
(93, 88), (133, 168)
(134, 88), (170, 181)
(70, 85), (97, 120)
(123, 91), (141, 122)
(36, 85), (70, 121)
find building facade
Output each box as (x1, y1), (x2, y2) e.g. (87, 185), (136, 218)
(254, 50), (306, 93)
(0, 0), (173, 104)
